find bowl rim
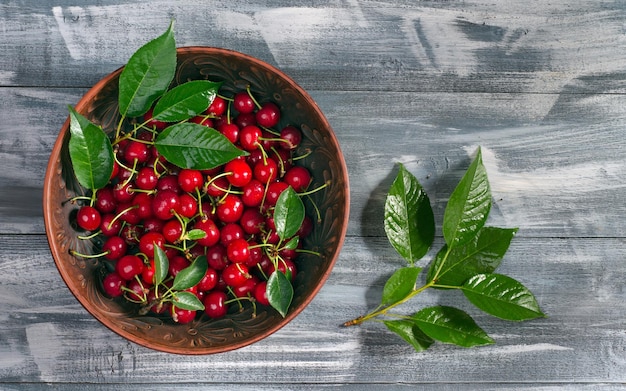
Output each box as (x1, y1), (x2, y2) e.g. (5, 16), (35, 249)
(42, 46), (350, 354)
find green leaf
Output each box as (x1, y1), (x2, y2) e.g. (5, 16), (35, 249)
(381, 267), (422, 306)
(154, 122), (247, 170)
(443, 147), (491, 248)
(171, 255), (208, 291)
(383, 319), (434, 352)
(384, 164), (435, 265)
(68, 106), (114, 190)
(186, 228), (207, 241)
(172, 291), (205, 311)
(427, 226), (518, 286)
(282, 236), (300, 250)
(153, 245), (169, 286)
(462, 273), (546, 321)
(267, 271), (294, 318)
(273, 186), (306, 241)
(118, 21), (176, 118)
(412, 306), (494, 348)
(152, 80), (222, 123)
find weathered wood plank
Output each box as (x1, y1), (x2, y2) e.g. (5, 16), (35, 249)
(0, 1), (625, 94)
(0, 234), (624, 384)
(0, 384), (625, 391)
(1, 88), (624, 238)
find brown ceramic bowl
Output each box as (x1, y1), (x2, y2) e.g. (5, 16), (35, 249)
(43, 47), (349, 354)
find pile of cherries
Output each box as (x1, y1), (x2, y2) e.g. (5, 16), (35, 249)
(73, 88), (315, 324)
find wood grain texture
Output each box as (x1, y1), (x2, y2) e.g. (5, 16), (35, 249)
(0, 235), (625, 385)
(1, 0), (625, 388)
(1, 88), (624, 237)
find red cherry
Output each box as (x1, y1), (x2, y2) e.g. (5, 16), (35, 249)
(224, 159), (253, 187)
(102, 272), (125, 297)
(204, 291), (228, 319)
(207, 96), (227, 116)
(240, 208), (265, 235)
(220, 223), (244, 247)
(190, 115), (214, 127)
(233, 91), (256, 114)
(218, 122), (239, 144)
(242, 179), (265, 207)
(178, 169), (204, 193)
(239, 125), (262, 151)
(135, 166), (159, 190)
(206, 244), (228, 271)
(138, 231), (165, 258)
(152, 190), (180, 220)
(115, 254), (144, 281)
(264, 181), (289, 207)
(168, 255), (190, 277)
(123, 140), (150, 165)
(253, 281), (270, 306)
(99, 213), (121, 237)
(216, 194), (244, 223)
(194, 219), (220, 247)
(226, 238), (250, 263)
(255, 102), (280, 128)
(232, 275), (259, 298)
(102, 235), (127, 260)
(142, 259), (156, 285)
(222, 263), (250, 287)
(172, 307), (196, 324)
(197, 267), (218, 292)
(253, 158), (278, 183)
(178, 193), (198, 218)
(143, 108), (168, 130)
(94, 187), (117, 214)
(284, 166), (312, 192)
(76, 205), (101, 231)
(279, 125), (302, 150)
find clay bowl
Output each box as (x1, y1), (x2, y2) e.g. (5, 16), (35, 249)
(43, 47), (349, 354)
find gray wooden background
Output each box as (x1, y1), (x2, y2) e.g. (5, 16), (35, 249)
(1, 1), (625, 389)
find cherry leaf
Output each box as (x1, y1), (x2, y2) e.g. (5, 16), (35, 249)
(462, 273), (546, 321)
(384, 163), (435, 265)
(186, 228), (207, 241)
(153, 244), (169, 286)
(152, 80), (222, 123)
(267, 271), (294, 318)
(154, 122), (247, 170)
(283, 236), (300, 250)
(171, 255), (208, 291)
(118, 21), (176, 118)
(427, 226), (518, 286)
(172, 291), (205, 311)
(443, 147), (491, 248)
(412, 306), (494, 348)
(383, 319), (434, 352)
(67, 106), (114, 190)
(381, 267), (421, 306)
(273, 186), (305, 241)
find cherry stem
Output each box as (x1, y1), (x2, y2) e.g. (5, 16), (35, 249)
(343, 282), (434, 327)
(77, 230), (101, 240)
(69, 249), (109, 259)
(298, 181), (329, 197)
(291, 149), (312, 161)
(108, 204), (138, 231)
(115, 115), (126, 141)
(246, 85), (262, 110)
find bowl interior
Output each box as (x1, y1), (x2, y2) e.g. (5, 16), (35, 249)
(43, 47), (349, 354)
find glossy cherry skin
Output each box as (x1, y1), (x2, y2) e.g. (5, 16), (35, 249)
(255, 102), (281, 128)
(76, 205), (101, 231)
(204, 291), (228, 319)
